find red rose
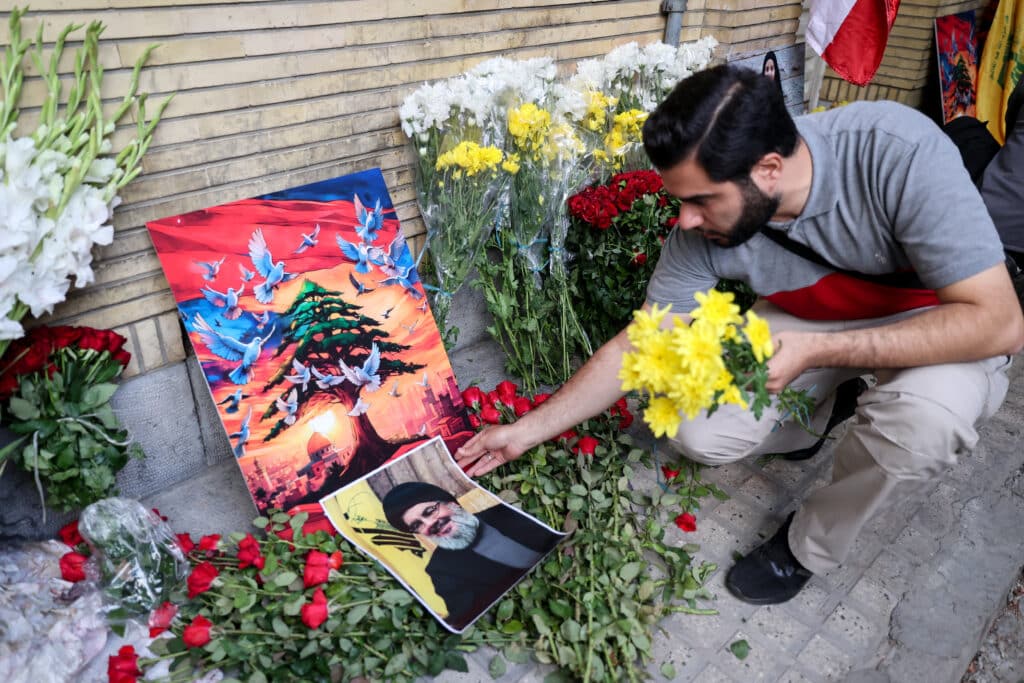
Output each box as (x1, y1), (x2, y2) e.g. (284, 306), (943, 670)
(328, 550), (344, 570)
(461, 386), (485, 409)
(187, 561), (219, 598)
(480, 405), (502, 425)
(107, 644), (142, 683)
(59, 551), (88, 583)
(556, 429), (578, 442)
(182, 615), (213, 648)
(113, 349), (132, 367)
(47, 326), (83, 351)
(631, 252), (648, 267)
(76, 327), (108, 353)
(674, 512), (697, 533)
(468, 413), (482, 429)
(495, 380), (519, 405)
(512, 397), (532, 418)
(102, 329), (128, 354)
(236, 533), (265, 570)
(301, 586), (329, 629)
(661, 465), (680, 481)
(198, 534), (221, 552)
(531, 392), (551, 407)
(5, 338), (50, 377)
(303, 550), (331, 588)
(58, 520), (83, 548)
(486, 390), (500, 406)
(617, 411), (634, 430)
(151, 508), (168, 522)
(572, 436), (600, 457)
(665, 215), (679, 229)
(176, 533), (195, 553)
(148, 601), (178, 637)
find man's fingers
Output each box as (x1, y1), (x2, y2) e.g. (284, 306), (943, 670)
(463, 451), (503, 477)
(454, 430), (488, 461)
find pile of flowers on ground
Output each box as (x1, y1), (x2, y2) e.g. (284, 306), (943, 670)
(0, 324), (141, 516)
(52, 380), (729, 682)
(619, 288), (814, 439)
(0, 8), (170, 353)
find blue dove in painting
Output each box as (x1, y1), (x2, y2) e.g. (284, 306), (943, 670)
(275, 388), (299, 425)
(336, 235), (373, 274)
(248, 228), (297, 304)
(294, 224), (321, 254)
(368, 232), (413, 278)
(239, 264), (255, 282)
(230, 407), (252, 458)
(337, 342), (382, 392)
(201, 284), (245, 319)
(285, 358), (311, 392)
(217, 388), (250, 414)
(311, 364), (346, 390)
(378, 264), (423, 300)
(193, 313), (276, 385)
(348, 272), (374, 296)
(195, 257), (225, 281)
(354, 194), (384, 242)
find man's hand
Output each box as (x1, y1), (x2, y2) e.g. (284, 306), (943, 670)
(454, 425), (528, 477)
(765, 330), (817, 393)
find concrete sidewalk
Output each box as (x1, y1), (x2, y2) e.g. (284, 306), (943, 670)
(147, 337), (1024, 683)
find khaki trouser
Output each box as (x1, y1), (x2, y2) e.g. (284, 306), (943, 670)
(666, 301), (1012, 574)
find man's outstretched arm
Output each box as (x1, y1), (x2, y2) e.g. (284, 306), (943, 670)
(455, 325), (635, 476)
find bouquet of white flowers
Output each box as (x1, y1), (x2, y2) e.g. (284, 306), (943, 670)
(0, 7), (171, 355)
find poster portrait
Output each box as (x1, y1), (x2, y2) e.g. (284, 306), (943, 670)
(320, 437), (565, 632)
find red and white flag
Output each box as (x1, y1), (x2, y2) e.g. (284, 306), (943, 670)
(806, 0), (901, 86)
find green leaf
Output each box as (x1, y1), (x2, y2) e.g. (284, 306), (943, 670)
(500, 619), (523, 635)
(283, 594), (305, 616)
(619, 562), (643, 582)
(495, 600), (514, 621)
(271, 617), (291, 637)
(81, 383), (118, 409)
(661, 662), (677, 679)
(444, 652), (469, 673)
(347, 603), (370, 625)
(380, 588), (413, 605)
(273, 571), (298, 587)
(488, 655), (507, 679)
(559, 618), (582, 642)
(729, 639), (750, 660)
(8, 397), (39, 421)
(248, 673), (268, 683)
(384, 652), (408, 677)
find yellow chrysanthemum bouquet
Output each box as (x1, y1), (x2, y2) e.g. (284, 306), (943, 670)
(619, 289), (814, 439)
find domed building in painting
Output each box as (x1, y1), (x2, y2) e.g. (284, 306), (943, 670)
(298, 432), (340, 481)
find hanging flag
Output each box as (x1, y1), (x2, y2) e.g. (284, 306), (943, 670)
(807, 0), (901, 87)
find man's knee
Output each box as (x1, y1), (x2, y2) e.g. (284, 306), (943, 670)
(666, 420), (754, 467)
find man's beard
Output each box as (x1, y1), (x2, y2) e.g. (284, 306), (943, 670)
(428, 506), (481, 550)
(720, 176), (781, 248)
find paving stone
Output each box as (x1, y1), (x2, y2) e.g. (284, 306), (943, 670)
(691, 663), (736, 683)
(735, 474), (793, 515)
(648, 631), (702, 681)
(780, 580), (834, 622)
(821, 602), (886, 655)
(710, 498), (776, 536)
(756, 456), (820, 491)
(685, 516), (750, 563)
(775, 667), (817, 683)
(891, 523), (941, 563)
(846, 574), (900, 619)
(713, 629), (787, 681)
(701, 462), (755, 491)
(795, 635), (853, 681)
(747, 605), (815, 654)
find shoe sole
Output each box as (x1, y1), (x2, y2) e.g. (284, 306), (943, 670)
(724, 566), (802, 605)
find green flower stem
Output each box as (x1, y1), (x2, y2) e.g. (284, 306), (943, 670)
(664, 605), (719, 616)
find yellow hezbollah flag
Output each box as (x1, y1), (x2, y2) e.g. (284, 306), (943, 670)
(978, 0), (1024, 144)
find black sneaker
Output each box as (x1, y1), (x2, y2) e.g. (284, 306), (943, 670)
(1007, 253), (1024, 312)
(773, 377), (868, 461)
(725, 512), (812, 605)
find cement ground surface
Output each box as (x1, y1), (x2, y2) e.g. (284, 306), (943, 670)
(144, 336), (1024, 683)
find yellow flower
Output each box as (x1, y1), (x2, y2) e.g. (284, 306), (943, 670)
(743, 309), (774, 363)
(508, 103), (552, 156)
(643, 396), (682, 439)
(626, 304), (670, 347)
(674, 318), (723, 372)
(668, 373), (716, 420)
(501, 153), (521, 174)
(719, 384), (749, 410)
(435, 141), (503, 176)
(691, 289), (743, 335)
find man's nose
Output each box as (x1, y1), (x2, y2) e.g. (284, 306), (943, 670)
(677, 204), (703, 230)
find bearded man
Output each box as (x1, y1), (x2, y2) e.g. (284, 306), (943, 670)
(382, 481), (560, 629)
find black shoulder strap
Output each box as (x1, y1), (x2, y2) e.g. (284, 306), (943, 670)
(760, 227), (927, 289)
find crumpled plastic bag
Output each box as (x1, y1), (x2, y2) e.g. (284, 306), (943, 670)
(79, 497), (189, 629)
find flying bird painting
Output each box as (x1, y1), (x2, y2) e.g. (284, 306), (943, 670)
(146, 168), (472, 521)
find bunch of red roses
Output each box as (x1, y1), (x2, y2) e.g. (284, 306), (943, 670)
(0, 324), (140, 513)
(566, 170), (681, 347)
(460, 380), (635, 458)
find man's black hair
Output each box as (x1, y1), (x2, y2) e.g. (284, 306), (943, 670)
(642, 64), (798, 182)
(382, 481), (457, 532)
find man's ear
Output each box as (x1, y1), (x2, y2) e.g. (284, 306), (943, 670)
(752, 153), (784, 183)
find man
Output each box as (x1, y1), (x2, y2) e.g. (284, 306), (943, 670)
(382, 481), (560, 628)
(456, 65), (1024, 605)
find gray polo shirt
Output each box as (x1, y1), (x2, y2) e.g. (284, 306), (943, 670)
(647, 101), (1005, 320)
